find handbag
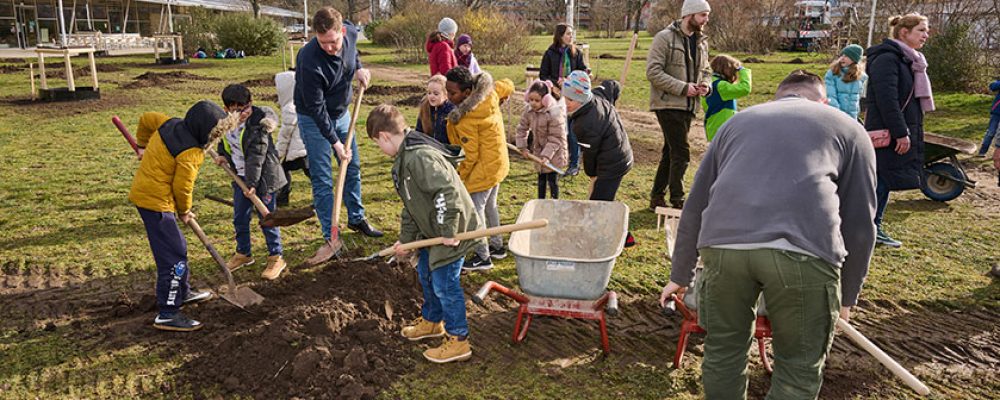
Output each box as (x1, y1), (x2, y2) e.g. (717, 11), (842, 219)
(868, 88), (914, 148)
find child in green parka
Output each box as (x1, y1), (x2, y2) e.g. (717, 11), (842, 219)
(701, 54), (752, 141)
(366, 104), (485, 364)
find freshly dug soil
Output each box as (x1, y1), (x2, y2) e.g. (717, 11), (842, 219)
(0, 64), (24, 74)
(787, 58), (806, 64)
(364, 84), (423, 97)
(122, 71), (218, 89)
(743, 57), (765, 63)
(241, 76), (274, 88)
(598, 53), (624, 60)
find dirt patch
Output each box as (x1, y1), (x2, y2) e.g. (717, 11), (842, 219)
(241, 76), (274, 88)
(0, 64), (24, 74)
(365, 84), (424, 97)
(0, 90), (143, 119)
(743, 57), (765, 63)
(119, 61), (215, 70)
(41, 64), (126, 79)
(787, 58), (806, 64)
(598, 53), (624, 60)
(122, 71), (218, 89)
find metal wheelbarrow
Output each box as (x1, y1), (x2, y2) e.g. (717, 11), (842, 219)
(921, 132), (978, 202)
(472, 200), (626, 353)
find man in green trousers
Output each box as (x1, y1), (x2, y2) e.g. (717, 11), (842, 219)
(660, 70), (877, 399)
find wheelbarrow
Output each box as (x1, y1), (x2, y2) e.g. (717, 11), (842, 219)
(921, 132), (978, 202)
(472, 199), (626, 353)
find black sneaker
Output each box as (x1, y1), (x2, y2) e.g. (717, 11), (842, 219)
(462, 254), (493, 271)
(489, 245), (508, 260)
(348, 219), (384, 238)
(184, 290), (213, 305)
(153, 313), (204, 332)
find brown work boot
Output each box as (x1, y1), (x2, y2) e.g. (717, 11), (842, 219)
(303, 241), (336, 266)
(401, 317), (445, 341)
(261, 255), (286, 280)
(649, 196), (668, 211)
(423, 334), (472, 363)
(226, 253), (254, 272)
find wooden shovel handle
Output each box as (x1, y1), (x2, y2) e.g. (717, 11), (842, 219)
(333, 85), (366, 231)
(378, 219), (548, 258)
(184, 216), (237, 291)
(836, 319), (931, 395)
(206, 150), (270, 217)
(506, 143), (565, 175)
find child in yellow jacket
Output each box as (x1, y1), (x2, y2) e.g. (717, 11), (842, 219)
(129, 100), (236, 332)
(444, 66), (514, 271)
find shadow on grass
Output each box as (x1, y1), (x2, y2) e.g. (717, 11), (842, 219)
(0, 221), (138, 252)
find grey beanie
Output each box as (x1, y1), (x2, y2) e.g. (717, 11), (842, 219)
(438, 18), (458, 37)
(681, 0), (711, 17)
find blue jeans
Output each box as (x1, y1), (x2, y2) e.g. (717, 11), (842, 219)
(416, 249), (469, 337)
(567, 118), (580, 168)
(298, 112), (366, 241)
(874, 176), (890, 227)
(232, 179), (282, 256)
(137, 207), (190, 317)
(978, 114), (1000, 155)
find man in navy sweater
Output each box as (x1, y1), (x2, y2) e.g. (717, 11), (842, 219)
(296, 7), (382, 265)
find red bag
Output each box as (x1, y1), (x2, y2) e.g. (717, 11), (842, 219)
(867, 88), (914, 148)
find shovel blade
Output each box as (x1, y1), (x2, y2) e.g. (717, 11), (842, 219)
(261, 207), (315, 228)
(219, 286), (265, 308)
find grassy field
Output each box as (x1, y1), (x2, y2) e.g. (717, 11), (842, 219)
(0, 32), (998, 399)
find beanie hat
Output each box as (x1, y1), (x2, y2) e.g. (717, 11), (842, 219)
(438, 18), (458, 38)
(681, 0), (711, 17)
(562, 71), (593, 105)
(841, 44), (863, 64)
(456, 34), (472, 47)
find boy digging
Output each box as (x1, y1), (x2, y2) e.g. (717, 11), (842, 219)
(213, 84), (288, 280)
(129, 100), (238, 331)
(367, 104), (483, 363)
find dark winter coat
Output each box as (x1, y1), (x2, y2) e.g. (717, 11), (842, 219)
(293, 20), (362, 145)
(217, 106), (288, 195)
(393, 130), (485, 269)
(863, 39), (925, 191)
(539, 44), (588, 87)
(989, 80), (1000, 116)
(567, 80), (633, 179)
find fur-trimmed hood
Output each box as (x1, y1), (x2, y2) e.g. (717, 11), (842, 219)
(448, 71), (495, 124)
(158, 100), (239, 157)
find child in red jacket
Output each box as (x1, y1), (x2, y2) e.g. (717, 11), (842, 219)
(426, 18), (458, 76)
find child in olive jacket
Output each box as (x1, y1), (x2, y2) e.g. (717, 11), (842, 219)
(367, 104), (484, 364)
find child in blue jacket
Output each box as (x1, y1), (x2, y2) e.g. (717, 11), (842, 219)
(824, 44), (868, 120)
(978, 78), (1000, 157)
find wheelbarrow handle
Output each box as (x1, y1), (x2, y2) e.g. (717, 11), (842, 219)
(377, 219), (549, 258)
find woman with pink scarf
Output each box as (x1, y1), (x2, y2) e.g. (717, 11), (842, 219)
(863, 13), (935, 248)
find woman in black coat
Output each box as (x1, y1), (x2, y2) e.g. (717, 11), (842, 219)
(863, 13), (933, 248)
(540, 23), (588, 175)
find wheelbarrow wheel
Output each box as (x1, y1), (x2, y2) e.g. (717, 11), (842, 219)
(921, 162), (965, 202)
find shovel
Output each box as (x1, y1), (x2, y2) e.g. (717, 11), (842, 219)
(303, 85), (367, 267)
(353, 219), (549, 262)
(184, 216), (265, 308)
(206, 149), (314, 228)
(506, 143), (565, 175)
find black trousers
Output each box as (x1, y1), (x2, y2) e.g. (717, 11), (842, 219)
(590, 175), (623, 201)
(651, 109), (693, 202)
(277, 157), (310, 206)
(537, 172), (559, 199)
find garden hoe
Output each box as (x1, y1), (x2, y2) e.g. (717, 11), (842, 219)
(353, 219), (549, 262)
(304, 85), (366, 266)
(506, 143), (565, 175)
(112, 116), (263, 308)
(205, 149), (314, 227)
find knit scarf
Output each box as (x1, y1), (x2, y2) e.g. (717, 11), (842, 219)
(559, 46), (572, 78)
(891, 39), (935, 112)
(455, 48), (471, 68)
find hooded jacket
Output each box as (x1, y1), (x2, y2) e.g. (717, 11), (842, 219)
(567, 80), (633, 179)
(538, 44), (588, 86)
(446, 72), (515, 193)
(864, 39), (925, 191)
(393, 130), (485, 269)
(825, 68), (868, 120)
(646, 20), (712, 112)
(129, 101), (234, 213)
(216, 106), (288, 195)
(275, 71), (307, 162)
(515, 95), (568, 173)
(416, 96), (455, 144)
(426, 32), (458, 76)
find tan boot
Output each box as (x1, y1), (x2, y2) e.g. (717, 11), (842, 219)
(401, 317), (445, 341)
(226, 253), (254, 272)
(261, 255), (286, 280)
(423, 334), (472, 363)
(303, 241), (336, 266)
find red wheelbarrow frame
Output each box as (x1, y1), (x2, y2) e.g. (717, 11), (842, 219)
(671, 293), (773, 372)
(473, 281), (619, 353)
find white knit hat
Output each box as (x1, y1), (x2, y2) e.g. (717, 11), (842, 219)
(681, 0), (711, 17)
(438, 18), (458, 37)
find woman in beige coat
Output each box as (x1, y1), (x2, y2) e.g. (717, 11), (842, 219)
(515, 80), (568, 199)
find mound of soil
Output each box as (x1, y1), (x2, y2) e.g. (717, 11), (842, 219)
(787, 58), (806, 64)
(365, 84), (423, 97)
(598, 53), (624, 60)
(743, 57), (765, 63)
(241, 76), (274, 88)
(0, 65), (24, 74)
(122, 71), (218, 89)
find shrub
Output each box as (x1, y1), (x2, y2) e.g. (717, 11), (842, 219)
(459, 9), (531, 65)
(923, 23), (987, 93)
(176, 7), (218, 52)
(214, 13), (286, 56)
(364, 19), (382, 41)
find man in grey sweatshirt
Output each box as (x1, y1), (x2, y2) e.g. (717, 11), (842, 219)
(659, 70), (876, 400)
